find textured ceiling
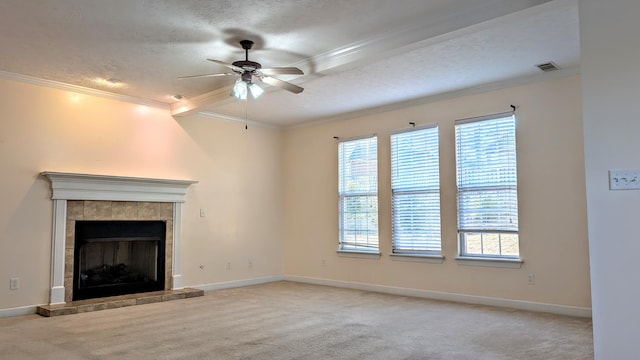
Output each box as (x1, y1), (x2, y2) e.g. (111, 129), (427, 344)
(0, 0), (578, 128)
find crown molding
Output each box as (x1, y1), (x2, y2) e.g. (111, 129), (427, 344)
(291, 0), (560, 77)
(285, 66), (580, 131)
(0, 70), (169, 110)
(190, 66), (578, 131)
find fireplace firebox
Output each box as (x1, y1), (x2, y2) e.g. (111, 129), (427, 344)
(73, 220), (166, 301)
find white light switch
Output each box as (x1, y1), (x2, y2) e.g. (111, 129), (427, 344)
(609, 169), (640, 190)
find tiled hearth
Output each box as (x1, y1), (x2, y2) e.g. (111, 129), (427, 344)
(37, 288), (204, 317)
(40, 172), (198, 314)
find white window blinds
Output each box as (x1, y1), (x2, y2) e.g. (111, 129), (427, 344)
(455, 113), (518, 233)
(338, 136), (379, 252)
(391, 126), (441, 254)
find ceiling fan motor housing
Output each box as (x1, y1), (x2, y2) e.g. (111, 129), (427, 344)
(232, 60), (261, 72)
(233, 39), (261, 74)
(240, 71), (252, 83)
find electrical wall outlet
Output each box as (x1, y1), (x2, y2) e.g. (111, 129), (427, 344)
(9, 277), (19, 290)
(527, 274), (535, 285)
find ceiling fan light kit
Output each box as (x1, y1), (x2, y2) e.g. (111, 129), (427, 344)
(231, 79), (264, 100)
(233, 80), (248, 100)
(248, 82), (264, 98)
(180, 39), (304, 100)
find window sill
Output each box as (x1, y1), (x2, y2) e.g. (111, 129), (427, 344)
(336, 251), (381, 260)
(389, 253), (444, 264)
(455, 256), (523, 269)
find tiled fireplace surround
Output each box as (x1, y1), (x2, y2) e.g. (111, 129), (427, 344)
(63, 200), (174, 302)
(41, 172), (197, 306)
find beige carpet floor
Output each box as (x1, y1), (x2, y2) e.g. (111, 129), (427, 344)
(0, 281), (593, 359)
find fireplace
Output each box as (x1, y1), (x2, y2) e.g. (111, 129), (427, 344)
(41, 172), (197, 305)
(73, 220), (166, 300)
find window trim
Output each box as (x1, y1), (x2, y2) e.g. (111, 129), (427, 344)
(454, 111), (514, 126)
(390, 124), (442, 256)
(389, 253), (444, 264)
(455, 256), (523, 269)
(454, 111), (520, 260)
(337, 135), (379, 253)
(337, 250), (382, 259)
(389, 123), (437, 136)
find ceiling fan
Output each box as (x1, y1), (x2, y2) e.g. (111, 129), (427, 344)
(179, 39), (304, 99)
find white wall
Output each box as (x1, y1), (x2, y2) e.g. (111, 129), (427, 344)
(0, 77), (284, 311)
(580, 0), (640, 357)
(283, 75), (591, 310)
(0, 70), (592, 319)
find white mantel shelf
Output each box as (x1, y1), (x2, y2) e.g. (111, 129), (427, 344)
(40, 171), (198, 305)
(41, 171), (198, 202)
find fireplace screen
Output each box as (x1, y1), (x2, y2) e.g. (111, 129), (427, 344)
(74, 221), (165, 300)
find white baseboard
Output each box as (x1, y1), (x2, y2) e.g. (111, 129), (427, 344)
(0, 305), (39, 318)
(0, 275), (591, 319)
(192, 275), (285, 292)
(284, 275), (592, 318)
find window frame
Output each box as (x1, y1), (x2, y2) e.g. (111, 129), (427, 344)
(390, 124), (442, 257)
(337, 135), (379, 254)
(454, 112), (520, 260)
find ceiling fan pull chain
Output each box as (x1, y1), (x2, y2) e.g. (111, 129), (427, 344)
(245, 99), (249, 130)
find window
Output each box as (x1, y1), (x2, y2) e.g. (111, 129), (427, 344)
(338, 136), (379, 252)
(390, 125), (441, 255)
(455, 113), (519, 258)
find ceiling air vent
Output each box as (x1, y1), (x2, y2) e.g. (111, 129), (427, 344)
(536, 62), (560, 72)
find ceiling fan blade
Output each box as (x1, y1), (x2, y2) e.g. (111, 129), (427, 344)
(177, 73), (235, 80)
(207, 59), (243, 72)
(259, 76), (304, 94)
(259, 67), (304, 76)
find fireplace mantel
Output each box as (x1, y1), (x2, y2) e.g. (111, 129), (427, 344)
(41, 171), (197, 202)
(41, 171), (198, 305)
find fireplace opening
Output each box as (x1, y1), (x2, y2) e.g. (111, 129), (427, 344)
(73, 220), (166, 301)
